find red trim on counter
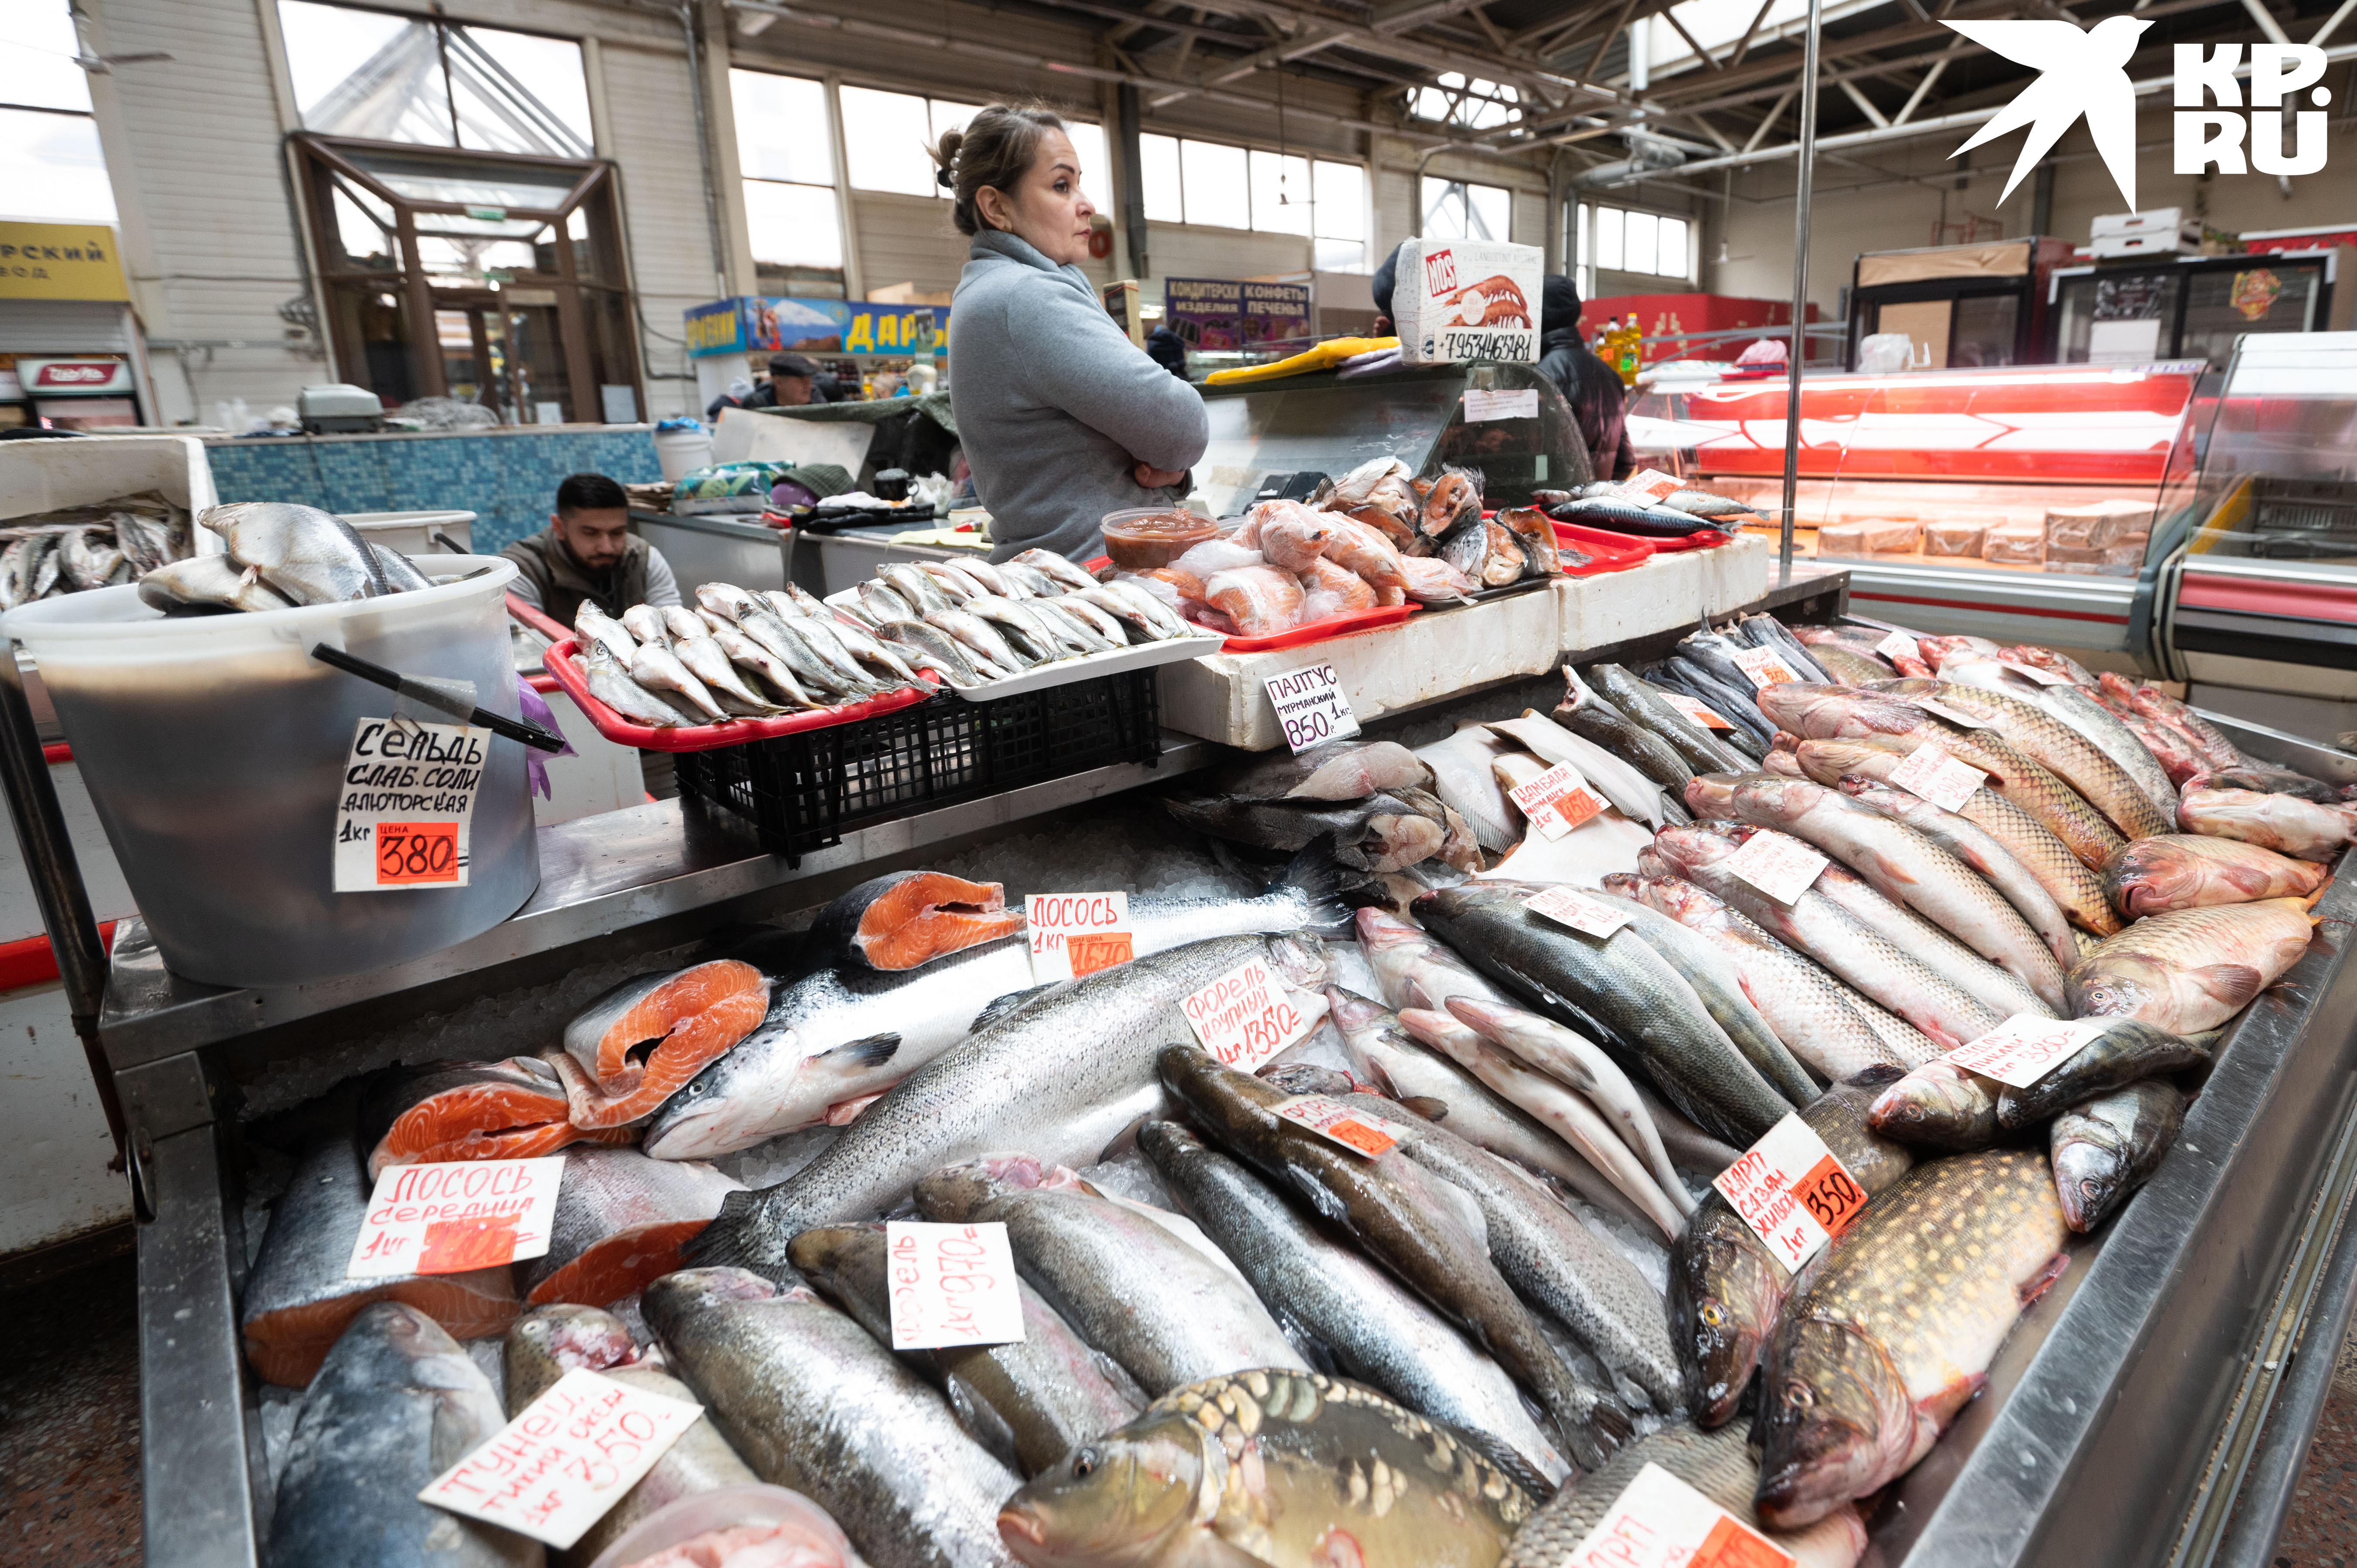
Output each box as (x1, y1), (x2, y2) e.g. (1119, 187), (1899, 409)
(2180, 572), (2357, 623)
(507, 593), (572, 643)
(0, 921), (116, 992)
(41, 743), (71, 765)
(1850, 590), (2131, 626)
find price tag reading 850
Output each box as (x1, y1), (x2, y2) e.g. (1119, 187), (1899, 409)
(332, 717), (485, 893)
(1263, 663), (1360, 755)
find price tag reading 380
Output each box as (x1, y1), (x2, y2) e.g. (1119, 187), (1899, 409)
(1263, 663), (1360, 754)
(1712, 1113), (1867, 1274)
(333, 717), (486, 892)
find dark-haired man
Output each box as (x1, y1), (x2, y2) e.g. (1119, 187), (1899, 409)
(501, 471), (682, 624)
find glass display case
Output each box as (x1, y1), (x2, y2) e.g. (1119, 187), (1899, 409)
(1847, 238), (2074, 371)
(1195, 361), (1593, 516)
(2050, 252), (2336, 370)
(1627, 361), (2209, 579)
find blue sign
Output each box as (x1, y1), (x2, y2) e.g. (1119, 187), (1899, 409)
(682, 297), (949, 359)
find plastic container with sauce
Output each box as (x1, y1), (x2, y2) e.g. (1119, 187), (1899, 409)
(1101, 506), (1219, 571)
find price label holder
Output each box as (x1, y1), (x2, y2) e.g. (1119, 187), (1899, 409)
(1723, 830), (1829, 907)
(1273, 1094), (1399, 1157)
(2000, 660), (2074, 687)
(419, 1368), (704, 1549)
(1913, 697), (1990, 730)
(1557, 1462), (1798, 1568)
(1025, 892), (1132, 983)
(1613, 468), (1686, 504)
(1888, 743), (1987, 813)
(1712, 1113), (1866, 1274)
(1524, 885), (1631, 938)
(1462, 388), (1540, 422)
(1181, 958), (1315, 1071)
(1264, 663), (1360, 754)
(1661, 690), (1734, 730)
(1731, 646), (1802, 690)
(347, 1156), (565, 1279)
(1506, 761), (1607, 840)
(1875, 630), (1921, 666)
(1946, 1014), (2110, 1088)
(332, 717), (487, 892)
(885, 1220), (1026, 1350)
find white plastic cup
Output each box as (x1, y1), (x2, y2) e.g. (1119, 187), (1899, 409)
(654, 426), (715, 483)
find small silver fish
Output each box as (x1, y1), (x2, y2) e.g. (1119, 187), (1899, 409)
(707, 622), (823, 708)
(585, 642), (682, 726)
(672, 632), (785, 714)
(1010, 548), (1099, 593)
(575, 605), (640, 664)
(925, 605), (1032, 669)
(202, 502), (389, 605)
(621, 604), (668, 644)
(136, 555), (296, 614)
(632, 638), (729, 723)
(696, 582), (760, 622)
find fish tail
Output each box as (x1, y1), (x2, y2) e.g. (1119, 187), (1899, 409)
(678, 1190), (797, 1283)
(1270, 834), (1354, 937)
(2302, 886), (2330, 915)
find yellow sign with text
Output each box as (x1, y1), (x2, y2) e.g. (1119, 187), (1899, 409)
(0, 223), (128, 302)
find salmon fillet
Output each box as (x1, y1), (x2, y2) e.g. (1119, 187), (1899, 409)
(360, 1055), (634, 1180)
(814, 871), (1024, 971)
(560, 960), (772, 1095)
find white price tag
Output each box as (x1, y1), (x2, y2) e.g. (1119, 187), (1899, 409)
(1888, 743), (1987, 813)
(1524, 885), (1631, 938)
(419, 1368), (703, 1549)
(1181, 958), (1316, 1071)
(346, 1156), (565, 1279)
(1660, 690), (1734, 730)
(1947, 1014), (2109, 1088)
(1273, 1094), (1399, 1157)
(332, 717), (486, 892)
(1506, 761), (1608, 840)
(1913, 697), (1990, 729)
(1556, 1463), (1798, 1568)
(1731, 646), (1803, 690)
(1025, 892), (1132, 983)
(1723, 829), (1829, 906)
(1462, 388), (1540, 422)
(1874, 630), (1921, 666)
(885, 1220), (1026, 1350)
(2000, 660), (2074, 687)
(1264, 664), (1360, 754)
(1613, 468), (1685, 503)
(1711, 1113), (1866, 1275)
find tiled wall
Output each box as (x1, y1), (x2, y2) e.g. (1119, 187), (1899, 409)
(202, 428), (663, 554)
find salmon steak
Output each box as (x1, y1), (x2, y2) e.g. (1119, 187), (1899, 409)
(241, 1134), (518, 1388)
(359, 1055), (635, 1180)
(556, 959), (773, 1132)
(809, 871), (1025, 971)
(519, 1146), (743, 1306)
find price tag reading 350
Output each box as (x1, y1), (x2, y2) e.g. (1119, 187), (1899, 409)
(332, 717), (486, 892)
(1181, 958), (1314, 1071)
(1264, 663), (1359, 754)
(1712, 1113), (1866, 1274)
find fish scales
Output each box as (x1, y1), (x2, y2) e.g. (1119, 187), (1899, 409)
(1836, 780), (2081, 968)
(1891, 677), (2173, 838)
(2066, 896), (2320, 1034)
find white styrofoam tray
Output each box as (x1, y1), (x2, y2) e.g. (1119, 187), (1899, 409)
(1555, 533), (1770, 650)
(0, 432), (221, 551)
(951, 626), (1226, 701)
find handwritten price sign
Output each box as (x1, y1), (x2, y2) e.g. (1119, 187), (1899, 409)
(886, 1221), (1025, 1350)
(332, 717), (485, 893)
(1263, 663), (1360, 754)
(1875, 630), (1921, 666)
(419, 1369), (703, 1548)
(1723, 830), (1829, 907)
(1888, 743), (1986, 813)
(1524, 885), (1631, 939)
(1614, 469), (1686, 504)
(1660, 690), (1734, 730)
(1025, 892), (1133, 983)
(1181, 958), (1314, 1071)
(1713, 1113), (1866, 1274)
(1948, 1014), (2109, 1088)
(1506, 761), (1607, 840)
(346, 1156), (564, 1279)
(1731, 646), (1802, 690)
(1273, 1094), (1398, 1157)
(1557, 1463), (1797, 1568)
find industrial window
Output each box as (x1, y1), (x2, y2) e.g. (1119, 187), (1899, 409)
(1142, 134), (1370, 265)
(1578, 202), (1694, 282)
(733, 70), (845, 277)
(276, 1), (592, 156)
(839, 87), (1109, 212)
(1408, 72), (1521, 131)
(1420, 178), (1510, 244)
(0, 1), (116, 223)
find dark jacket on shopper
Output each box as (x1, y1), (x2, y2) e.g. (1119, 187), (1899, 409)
(1540, 329), (1635, 483)
(502, 525), (652, 625)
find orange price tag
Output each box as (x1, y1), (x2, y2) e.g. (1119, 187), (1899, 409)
(1694, 1514), (1798, 1568)
(1066, 932), (1135, 977)
(1794, 1155), (1866, 1240)
(377, 821), (463, 886)
(1272, 1093), (1399, 1157)
(418, 1213), (522, 1273)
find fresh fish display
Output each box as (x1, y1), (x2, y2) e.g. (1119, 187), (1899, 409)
(1875, 678), (2172, 840)
(359, 1056), (634, 1179)
(1487, 710), (1678, 828)
(810, 870), (1022, 970)
(552, 960), (773, 1131)
(584, 640), (685, 726)
(1162, 789), (1447, 873)
(517, 1145), (741, 1306)
(200, 501), (396, 605)
(2067, 897), (2320, 1032)
(1754, 1149), (2069, 1528)
(1835, 779), (2081, 966)
(2178, 785), (2357, 861)
(1556, 665), (1693, 790)
(242, 1134), (519, 1388)
(788, 1221), (1145, 1477)
(916, 1153), (1308, 1395)
(646, 1268), (1021, 1568)
(2, 492), (185, 608)
(266, 1303), (532, 1568)
(1940, 657), (2179, 820)
(1000, 1369), (1535, 1568)
(644, 860), (1346, 1159)
(1589, 661), (1756, 774)
(2052, 1081), (2186, 1232)
(1865, 1058), (2003, 1151)
(1200, 738), (1433, 803)
(2104, 833), (2330, 917)
(1990, 1018), (2210, 1129)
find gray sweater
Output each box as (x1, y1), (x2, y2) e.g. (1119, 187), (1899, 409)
(948, 230), (1208, 563)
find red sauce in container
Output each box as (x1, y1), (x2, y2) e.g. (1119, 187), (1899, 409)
(1101, 507), (1219, 571)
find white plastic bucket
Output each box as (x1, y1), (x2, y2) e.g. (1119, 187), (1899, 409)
(654, 426), (714, 483)
(346, 510), (476, 556)
(1, 556), (539, 988)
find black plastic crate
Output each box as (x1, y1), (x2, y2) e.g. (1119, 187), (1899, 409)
(674, 667), (1162, 863)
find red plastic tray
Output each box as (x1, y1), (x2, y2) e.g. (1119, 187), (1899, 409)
(1643, 527), (1734, 552)
(543, 637), (936, 753)
(1208, 601), (1420, 652)
(1550, 523), (1655, 575)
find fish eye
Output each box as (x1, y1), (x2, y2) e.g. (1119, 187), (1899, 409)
(1785, 1381), (1815, 1410)
(1699, 1304), (1724, 1328)
(1073, 1447), (1098, 1478)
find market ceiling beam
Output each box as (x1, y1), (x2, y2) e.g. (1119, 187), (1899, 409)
(1168, 0), (1624, 99)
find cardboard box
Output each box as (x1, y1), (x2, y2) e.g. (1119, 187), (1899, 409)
(1819, 519), (1921, 555)
(1985, 523), (2046, 565)
(1924, 521), (1989, 557)
(2091, 208), (2185, 239)
(1396, 238), (1545, 365)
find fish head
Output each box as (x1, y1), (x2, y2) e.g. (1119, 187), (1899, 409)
(1265, 931), (1331, 993)
(640, 1027), (799, 1158)
(505, 1303), (635, 1398)
(1731, 775), (1822, 827)
(914, 1152), (1049, 1220)
(1683, 774), (1743, 819)
(1652, 825), (1741, 878)
(1322, 987), (1395, 1050)
(1670, 1213), (1785, 1426)
(2105, 843), (2204, 921)
(1754, 682), (1848, 734)
(999, 1412), (1213, 1568)
(1754, 1318), (1917, 1531)
(1866, 1062), (1992, 1146)
(2051, 1126), (2130, 1232)
(2066, 955), (2171, 1024)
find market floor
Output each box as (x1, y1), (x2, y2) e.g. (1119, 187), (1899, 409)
(6, 1254), (2357, 1565)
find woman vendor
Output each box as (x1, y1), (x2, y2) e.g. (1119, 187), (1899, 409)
(936, 103), (1208, 563)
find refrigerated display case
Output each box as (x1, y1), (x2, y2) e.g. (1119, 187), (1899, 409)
(1627, 361), (2209, 650)
(2050, 250), (2345, 369)
(1848, 237), (2073, 371)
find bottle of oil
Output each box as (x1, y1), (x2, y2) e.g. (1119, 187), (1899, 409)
(1611, 317), (1642, 386)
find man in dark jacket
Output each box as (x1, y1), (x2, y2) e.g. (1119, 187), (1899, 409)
(501, 472), (682, 625)
(1537, 275), (1634, 483)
